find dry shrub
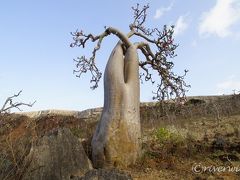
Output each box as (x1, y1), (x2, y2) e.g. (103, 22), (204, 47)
(0, 114), (36, 180)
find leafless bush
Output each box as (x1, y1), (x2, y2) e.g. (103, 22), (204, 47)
(0, 90), (36, 114)
(0, 115), (36, 180)
(0, 91), (36, 179)
(140, 94), (240, 128)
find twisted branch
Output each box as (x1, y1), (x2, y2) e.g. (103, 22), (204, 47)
(70, 4), (190, 100)
(0, 90), (36, 114)
(70, 27), (131, 89)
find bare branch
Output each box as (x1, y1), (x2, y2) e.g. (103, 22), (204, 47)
(0, 90), (36, 114)
(70, 4), (190, 100)
(128, 4), (190, 100)
(70, 27), (132, 89)
(129, 4), (154, 36)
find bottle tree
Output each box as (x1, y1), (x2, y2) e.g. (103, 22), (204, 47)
(70, 4), (189, 168)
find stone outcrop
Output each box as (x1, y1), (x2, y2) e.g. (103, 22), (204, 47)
(23, 128), (92, 180)
(19, 95), (238, 121)
(18, 108), (102, 122)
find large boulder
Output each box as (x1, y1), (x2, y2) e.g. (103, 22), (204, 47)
(23, 128), (92, 180)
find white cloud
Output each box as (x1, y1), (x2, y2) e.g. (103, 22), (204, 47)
(154, 2), (174, 19)
(216, 75), (240, 94)
(199, 0), (240, 38)
(174, 15), (189, 36)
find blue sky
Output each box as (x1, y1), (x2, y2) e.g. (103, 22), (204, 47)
(0, 0), (240, 112)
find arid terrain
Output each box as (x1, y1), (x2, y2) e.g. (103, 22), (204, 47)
(1, 94), (240, 180)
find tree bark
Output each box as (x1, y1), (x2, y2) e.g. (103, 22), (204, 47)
(91, 42), (141, 168)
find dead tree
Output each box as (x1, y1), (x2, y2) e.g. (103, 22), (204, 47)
(70, 4), (189, 168)
(0, 90), (36, 114)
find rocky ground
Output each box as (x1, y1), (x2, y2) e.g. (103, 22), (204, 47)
(1, 94), (240, 179)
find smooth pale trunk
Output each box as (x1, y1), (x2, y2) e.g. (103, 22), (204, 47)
(91, 43), (141, 168)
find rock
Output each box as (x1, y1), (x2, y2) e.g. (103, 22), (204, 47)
(23, 128), (92, 180)
(212, 135), (226, 151)
(72, 169), (133, 180)
(18, 108), (103, 122)
(18, 109), (81, 119)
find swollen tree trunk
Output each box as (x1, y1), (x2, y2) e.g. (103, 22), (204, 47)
(91, 42), (141, 168)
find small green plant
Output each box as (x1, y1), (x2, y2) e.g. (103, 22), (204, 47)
(154, 127), (184, 145)
(70, 127), (84, 138)
(155, 127), (171, 141)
